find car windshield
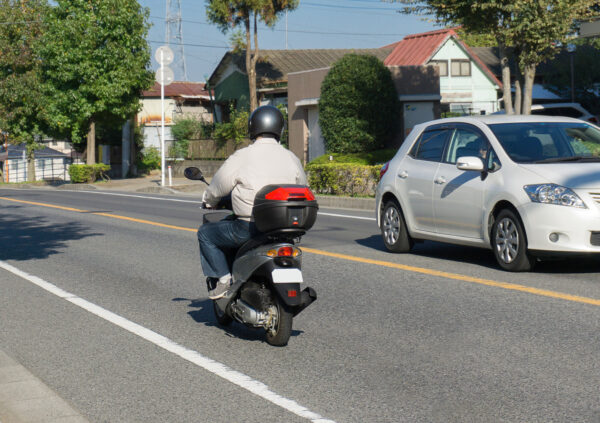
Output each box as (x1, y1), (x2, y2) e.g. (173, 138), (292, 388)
(488, 122), (600, 163)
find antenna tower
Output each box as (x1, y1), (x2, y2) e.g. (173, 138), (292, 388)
(165, 0), (188, 81)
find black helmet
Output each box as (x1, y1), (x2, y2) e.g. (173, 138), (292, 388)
(248, 105), (284, 141)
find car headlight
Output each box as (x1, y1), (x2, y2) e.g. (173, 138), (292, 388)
(523, 184), (587, 208)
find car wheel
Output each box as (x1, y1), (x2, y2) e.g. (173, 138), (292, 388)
(381, 199), (413, 253)
(491, 209), (534, 272)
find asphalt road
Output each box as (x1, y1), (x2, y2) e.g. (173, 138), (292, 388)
(0, 188), (599, 422)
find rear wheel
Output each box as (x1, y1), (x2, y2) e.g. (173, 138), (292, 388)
(265, 296), (293, 347)
(381, 199), (413, 253)
(213, 301), (233, 326)
(491, 209), (535, 272)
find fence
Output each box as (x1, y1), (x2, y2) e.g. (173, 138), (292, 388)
(2, 157), (72, 183)
(186, 139), (251, 160)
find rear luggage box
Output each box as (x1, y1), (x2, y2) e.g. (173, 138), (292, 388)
(253, 185), (318, 233)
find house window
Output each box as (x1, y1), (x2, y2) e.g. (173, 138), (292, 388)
(430, 60), (448, 77)
(451, 59), (471, 77)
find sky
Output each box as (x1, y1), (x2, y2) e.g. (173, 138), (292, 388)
(138, 0), (438, 83)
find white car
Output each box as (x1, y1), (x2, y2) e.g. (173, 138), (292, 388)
(375, 115), (600, 271)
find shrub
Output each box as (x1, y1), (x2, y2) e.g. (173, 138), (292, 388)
(306, 163), (382, 197)
(319, 54), (400, 153)
(213, 105), (249, 147)
(309, 149), (396, 166)
(69, 164), (111, 183)
(136, 147), (161, 173)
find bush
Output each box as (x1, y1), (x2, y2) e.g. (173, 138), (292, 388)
(309, 149), (396, 166)
(171, 116), (214, 140)
(213, 105), (249, 147)
(319, 54), (400, 153)
(136, 147), (160, 173)
(306, 163), (382, 197)
(69, 164), (111, 183)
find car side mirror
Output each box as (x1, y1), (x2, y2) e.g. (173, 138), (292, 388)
(456, 156), (485, 172)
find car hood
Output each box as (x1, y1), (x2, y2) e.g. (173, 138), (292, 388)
(520, 163), (600, 189)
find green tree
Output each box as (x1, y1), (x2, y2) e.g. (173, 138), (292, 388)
(319, 54), (399, 154)
(391, 0), (596, 114)
(206, 0), (299, 111)
(0, 0), (49, 181)
(39, 0), (154, 164)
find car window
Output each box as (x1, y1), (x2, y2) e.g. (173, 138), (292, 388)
(445, 128), (487, 164)
(489, 122), (600, 163)
(410, 129), (449, 162)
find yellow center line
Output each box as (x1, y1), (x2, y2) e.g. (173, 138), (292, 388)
(3, 195), (600, 307)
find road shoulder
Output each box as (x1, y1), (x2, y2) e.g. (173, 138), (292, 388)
(0, 349), (89, 423)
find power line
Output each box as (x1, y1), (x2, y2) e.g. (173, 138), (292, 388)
(149, 15), (406, 37)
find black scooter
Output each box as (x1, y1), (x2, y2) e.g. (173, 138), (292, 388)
(185, 167), (318, 346)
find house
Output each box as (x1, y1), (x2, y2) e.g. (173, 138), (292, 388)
(207, 48), (392, 118)
(288, 65), (441, 163)
(384, 28), (502, 115)
(138, 81), (214, 151)
(0, 144), (71, 183)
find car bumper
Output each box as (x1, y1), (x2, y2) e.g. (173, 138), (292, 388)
(519, 202), (600, 253)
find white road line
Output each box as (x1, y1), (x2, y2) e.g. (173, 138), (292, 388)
(318, 212), (376, 221)
(2, 189), (375, 221)
(64, 190), (204, 204)
(0, 260), (336, 423)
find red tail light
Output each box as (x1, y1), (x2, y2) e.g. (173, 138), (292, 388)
(589, 117), (599, 124)
(379, 162), (390, 179)
(277, 246), (294, 257)
(287, 290), (297, 298)
(265, 187), (315, 201)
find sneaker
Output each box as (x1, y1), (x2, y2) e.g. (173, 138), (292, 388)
(208, 279), (231, 300)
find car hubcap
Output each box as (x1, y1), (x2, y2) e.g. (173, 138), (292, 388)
(383, 206), (400, 245)
(495, 217), (519, 263)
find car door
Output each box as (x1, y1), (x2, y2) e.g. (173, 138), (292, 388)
(432, 124), (490, 239)
(396, 126), (451, 233)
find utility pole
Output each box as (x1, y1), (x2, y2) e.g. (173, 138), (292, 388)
(166, 0), (187, 81)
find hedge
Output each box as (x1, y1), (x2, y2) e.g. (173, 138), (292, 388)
(69, 164), (111, 183)
(306, 163), (382, 197)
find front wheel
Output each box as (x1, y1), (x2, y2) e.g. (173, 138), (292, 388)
(491, 209), (535, 272)
(265, 296), (293, 347)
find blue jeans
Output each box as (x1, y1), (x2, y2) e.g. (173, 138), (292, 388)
(197, 219), (257, 278)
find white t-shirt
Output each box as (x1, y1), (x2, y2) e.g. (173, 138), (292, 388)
(204, 137), (307, 220)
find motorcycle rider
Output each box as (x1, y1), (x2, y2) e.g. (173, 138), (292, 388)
(197, 105), (308, 299)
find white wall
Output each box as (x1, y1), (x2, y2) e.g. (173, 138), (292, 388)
(430, 38), (499, 115)
(4, 158), (70, 183)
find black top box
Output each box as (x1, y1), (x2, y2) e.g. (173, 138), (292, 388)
(253, 185), (318, 233)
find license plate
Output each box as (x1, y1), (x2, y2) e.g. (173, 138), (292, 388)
(272, 269), (303, 283)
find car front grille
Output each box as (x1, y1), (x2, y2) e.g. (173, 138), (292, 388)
(589, 192), (600, 205)
(591, 232), (600, 246)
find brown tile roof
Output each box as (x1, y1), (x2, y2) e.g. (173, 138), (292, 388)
(142, 81), (211, 98)
(209, 48), (393, 86)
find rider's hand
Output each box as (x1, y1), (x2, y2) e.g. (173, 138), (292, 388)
(201, 191), (212, 209)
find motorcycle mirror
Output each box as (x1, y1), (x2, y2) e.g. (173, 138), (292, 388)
(184, 167), (207, 183)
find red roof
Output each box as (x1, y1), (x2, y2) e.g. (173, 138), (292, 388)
(142, 81), (212, 98)
(383, 28), (502, 88)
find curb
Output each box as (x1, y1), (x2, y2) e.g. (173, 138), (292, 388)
(0, 350), (89, 423)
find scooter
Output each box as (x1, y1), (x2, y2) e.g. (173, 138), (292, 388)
(185, 167), (318, 346)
